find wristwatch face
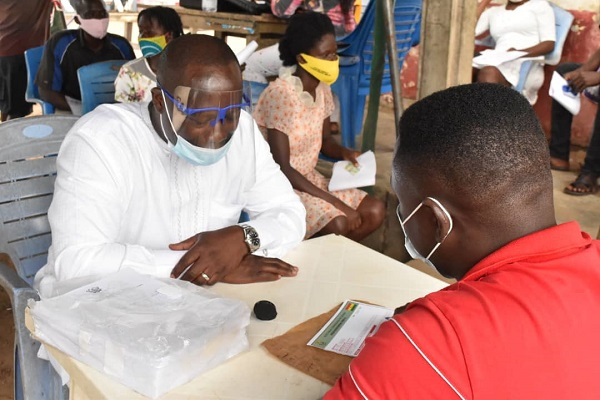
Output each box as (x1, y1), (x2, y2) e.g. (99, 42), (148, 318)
(242, 225), (260, 251)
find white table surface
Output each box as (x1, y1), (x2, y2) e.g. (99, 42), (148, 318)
(32, 234), (448, 399)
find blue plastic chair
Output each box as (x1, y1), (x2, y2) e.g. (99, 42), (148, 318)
(24, 46), (56, 115)
(514, 3), (574, 94)
(0, 115), (78, 400)
(331, 0), (422, 148)
(77, 59), (127, 115)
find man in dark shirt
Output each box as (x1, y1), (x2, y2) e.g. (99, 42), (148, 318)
(36, 0), (134, 113)
(0, 0), (52, 121)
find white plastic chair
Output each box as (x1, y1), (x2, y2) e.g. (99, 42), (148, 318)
(0, 115), (78, 400)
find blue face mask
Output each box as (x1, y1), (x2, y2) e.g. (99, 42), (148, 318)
(169, 131), (234, 166)
(159, 90), (234, 166)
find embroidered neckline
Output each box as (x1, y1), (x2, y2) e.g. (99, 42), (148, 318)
(278, 66), (319, 108)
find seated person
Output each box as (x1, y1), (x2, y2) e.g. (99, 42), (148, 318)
(549, 46), (600, 195)
(473, 0), (555, 104)
(253, 12), (384, 241)
(245, 0), (356, 85)
(244, 0), (356, 129)
(272, 0), (356, 37)
(326, 83), (600, 398)
(35, 0), (134, 113)
(114, 6), (183, 103)
(34, 34), (306, 298)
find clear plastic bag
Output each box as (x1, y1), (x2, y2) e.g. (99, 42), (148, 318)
(30, 269), (250, 398)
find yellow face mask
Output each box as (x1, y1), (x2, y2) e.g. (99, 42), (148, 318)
(139, 35), (168, 57)
(298, 53), (340, 85)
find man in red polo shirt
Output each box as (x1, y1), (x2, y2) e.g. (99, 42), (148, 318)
(326, 83), (600, 399)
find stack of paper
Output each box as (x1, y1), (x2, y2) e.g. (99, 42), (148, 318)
(472, 49), (528, 68)
(29, 269), (250, 398)
(328, 151), (376, 192)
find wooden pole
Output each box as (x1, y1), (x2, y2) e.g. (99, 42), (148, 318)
(382, 0), (403, 133)
(361, 0), (386, 153)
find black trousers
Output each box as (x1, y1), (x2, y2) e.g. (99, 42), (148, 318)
(0, 54), (33, 118)
(549, 62), (600, 175)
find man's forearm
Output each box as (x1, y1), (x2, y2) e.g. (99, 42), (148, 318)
(581, 48), (600, 72)
(39, 87), (71, 111)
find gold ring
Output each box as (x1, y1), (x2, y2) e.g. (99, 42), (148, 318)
(201, 272), (210, 281)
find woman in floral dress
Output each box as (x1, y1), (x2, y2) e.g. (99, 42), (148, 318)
(253, 12), (384, 240)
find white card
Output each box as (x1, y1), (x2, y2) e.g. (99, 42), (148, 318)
(549, 71), (581, 115)
(328, 151), (376, 192)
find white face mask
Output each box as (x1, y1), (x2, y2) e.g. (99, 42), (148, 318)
(77, 16), (109, 39)
(396, 197), (453, 272)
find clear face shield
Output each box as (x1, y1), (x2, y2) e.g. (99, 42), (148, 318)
(157, 81), (251, 166)
(159, 82), (251, 149)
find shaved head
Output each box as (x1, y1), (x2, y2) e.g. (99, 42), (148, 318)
(156, 34), (241, 92)
(394, 83), (552, 210)
(392, 83), (556, 280)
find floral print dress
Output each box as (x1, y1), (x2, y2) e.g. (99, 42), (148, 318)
(114, 57), (156, 103)
(253, 66), (366, 238)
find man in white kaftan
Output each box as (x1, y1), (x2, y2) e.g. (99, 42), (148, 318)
(35, 34), (306, 297)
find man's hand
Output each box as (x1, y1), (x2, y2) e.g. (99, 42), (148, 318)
(169, 226), (248, 285)
(221, 254), (298, 284)
(565, 69), (600, 92)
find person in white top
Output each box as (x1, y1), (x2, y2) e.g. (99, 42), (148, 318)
(473, 0), (555, 104)
(34, 34), (306, 298)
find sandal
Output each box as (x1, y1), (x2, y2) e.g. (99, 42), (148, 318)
(550, 157), (569, 171)
(563, 172), (598, 196)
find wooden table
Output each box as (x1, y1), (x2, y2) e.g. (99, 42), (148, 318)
(167, 6), (287, 48)
(27, 235), (447, 399)
(97, 7), (287, 48)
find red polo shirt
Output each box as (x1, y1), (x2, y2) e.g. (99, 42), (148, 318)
(326, 222), (600, 399)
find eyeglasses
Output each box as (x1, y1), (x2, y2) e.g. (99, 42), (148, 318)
(160, 84), (250, 128)
(396, 202), (422, 228)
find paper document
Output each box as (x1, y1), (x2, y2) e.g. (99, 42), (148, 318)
(472, 49), (528, 68)
(549, 71), (581, 115)
(65, 96), (82, 116)
(328, 151), (376, 192)
(308, 300), (393, 357)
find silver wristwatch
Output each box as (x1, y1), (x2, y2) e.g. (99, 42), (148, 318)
(240, 224), (260, 253)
